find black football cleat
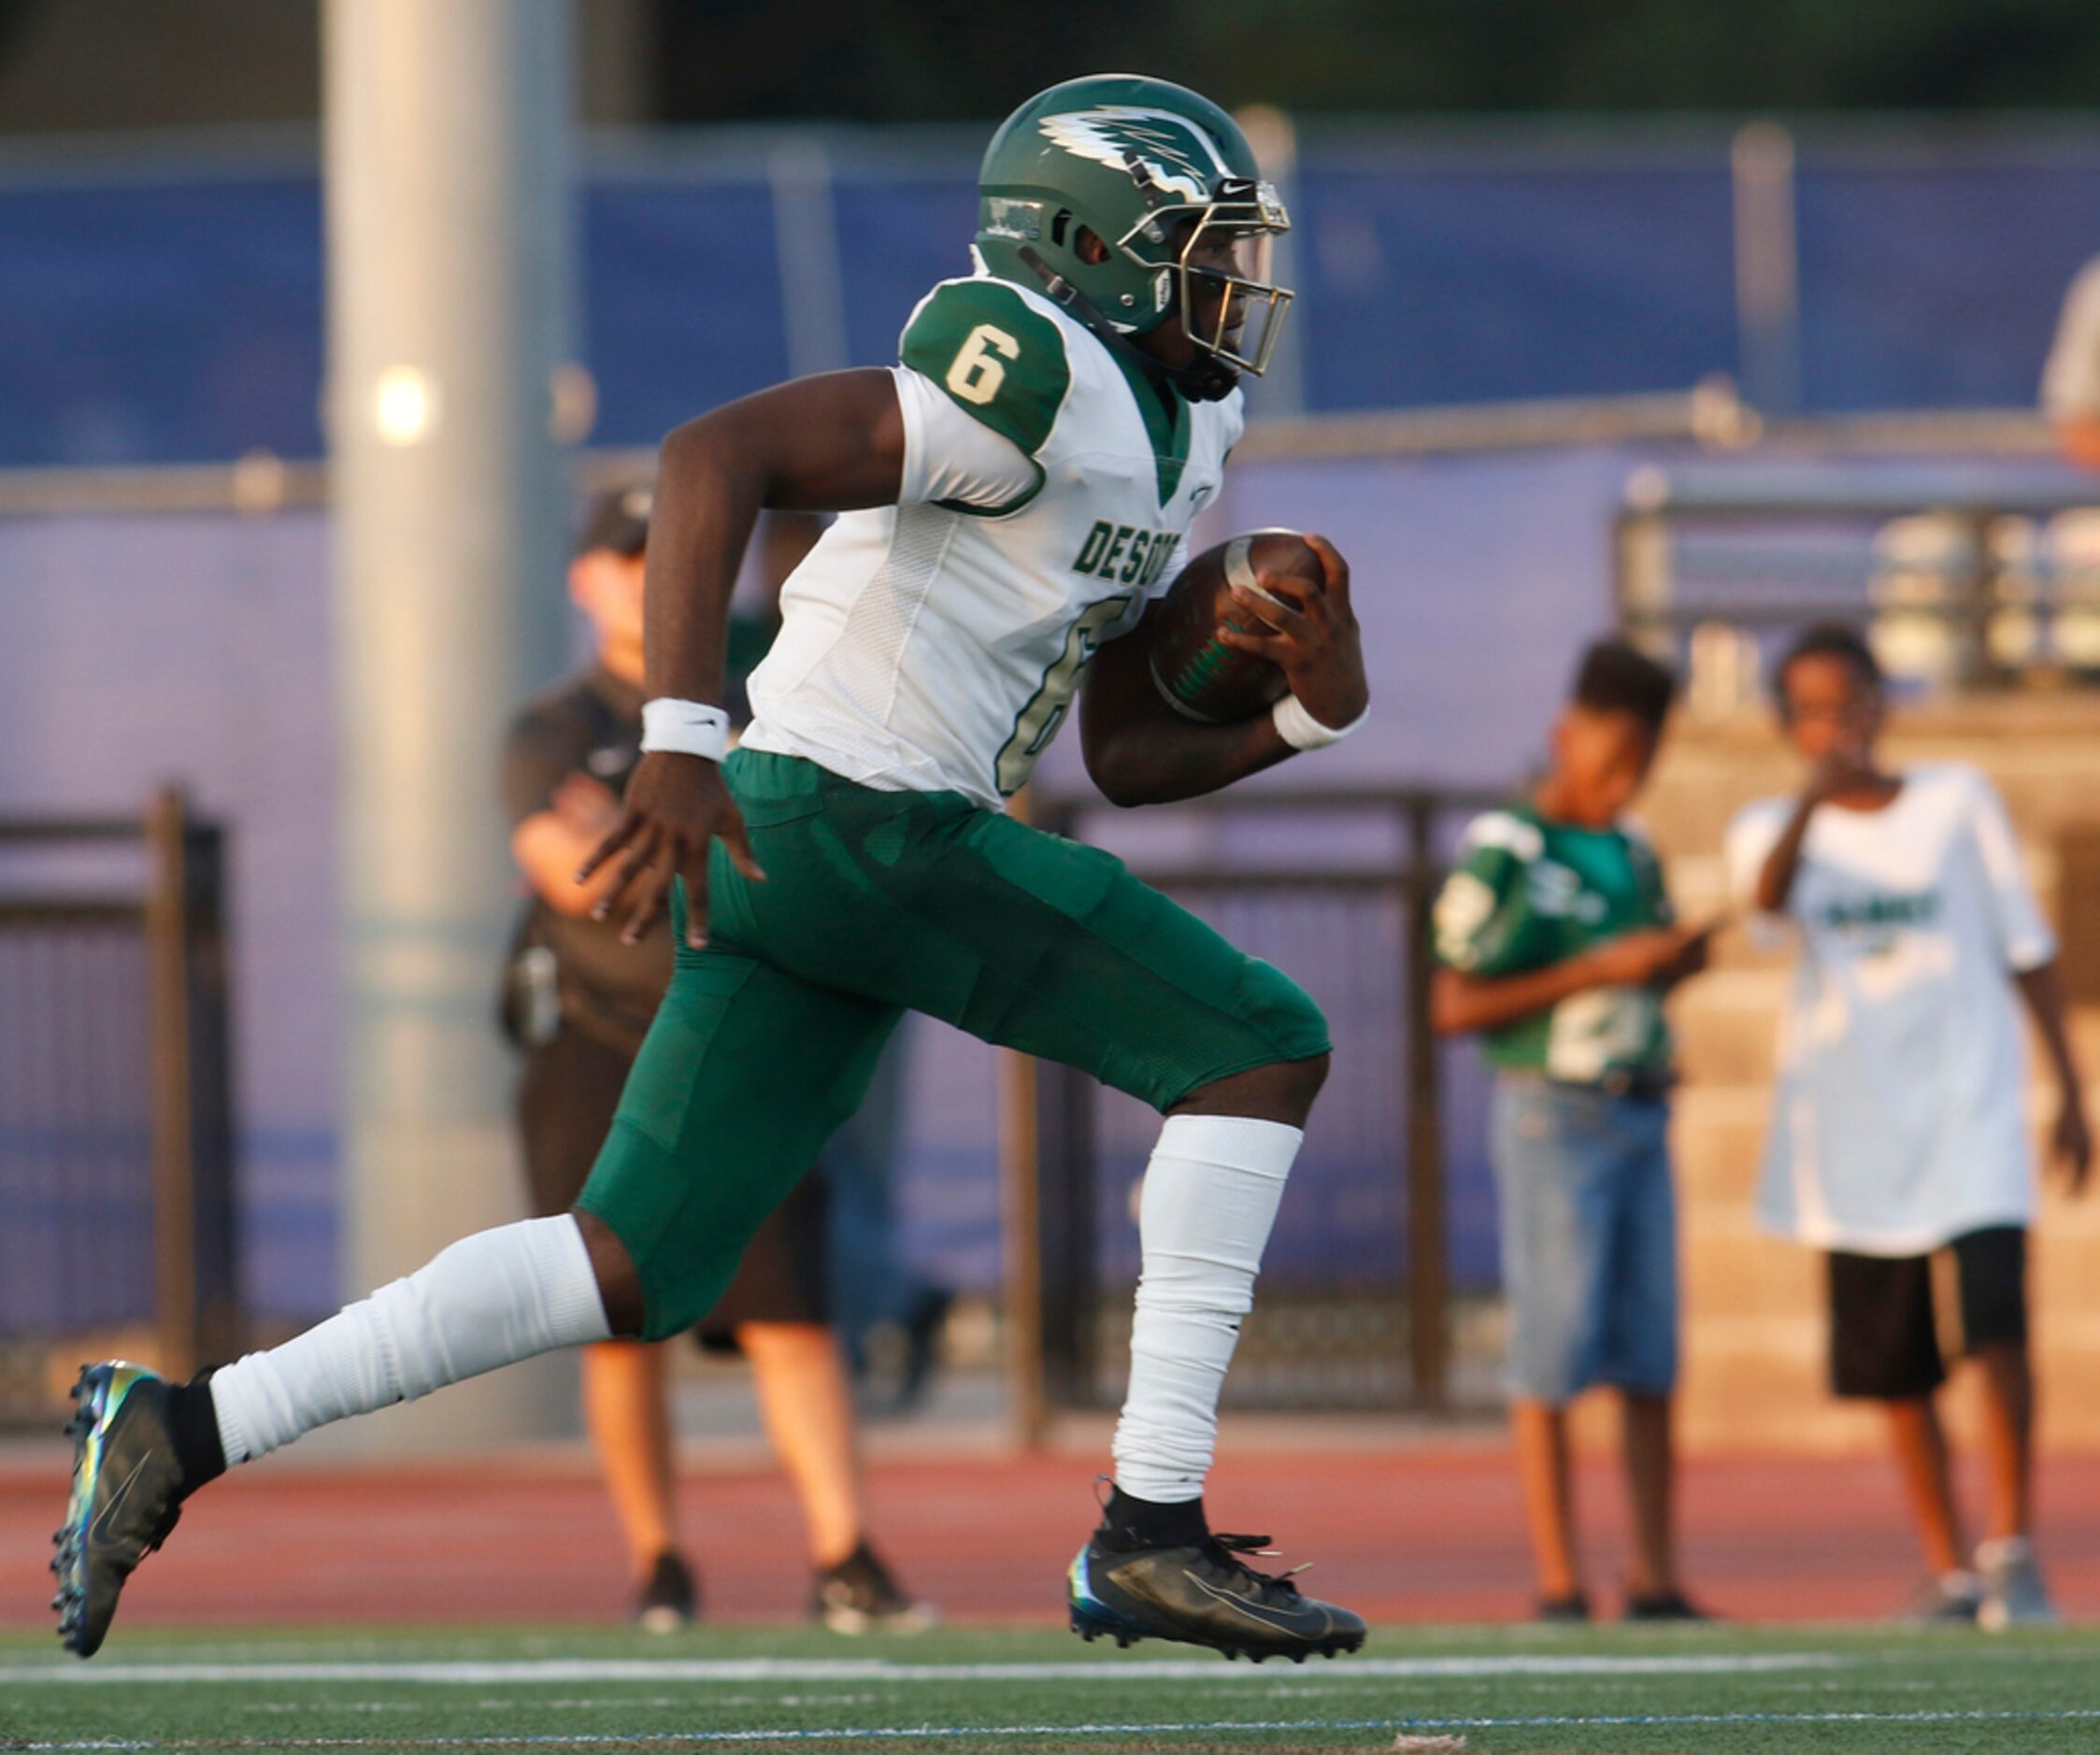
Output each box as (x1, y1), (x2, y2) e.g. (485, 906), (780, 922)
(52, 1363), (192, 1659)
(1067, 1527), (1366, 1662)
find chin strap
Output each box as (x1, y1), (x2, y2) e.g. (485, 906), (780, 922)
(1014, 247), (1241, 405)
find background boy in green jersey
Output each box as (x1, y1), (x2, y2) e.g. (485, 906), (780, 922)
(1433, 640), (1715, 1621)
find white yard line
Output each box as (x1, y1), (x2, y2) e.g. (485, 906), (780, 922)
(10, 1706), (2100, 1752)
(0, 1651), (1843, 1686)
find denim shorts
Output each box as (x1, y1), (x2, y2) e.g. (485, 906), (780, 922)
(1490, 1075), (1679, 1404)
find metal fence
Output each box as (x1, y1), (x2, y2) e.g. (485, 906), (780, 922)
(0, 790), (237, 1424)
(1005, 787), (1503, 1430)
(1615, 464), (2100, 701)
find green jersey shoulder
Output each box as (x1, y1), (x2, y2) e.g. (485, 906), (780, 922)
(900, 278), (1072, 458)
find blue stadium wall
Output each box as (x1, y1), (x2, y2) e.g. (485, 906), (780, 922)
(6, 124), (2100, 468)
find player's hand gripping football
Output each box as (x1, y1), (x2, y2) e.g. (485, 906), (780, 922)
(1216, 533), (1368, 734)
(575, 751), (765, 949)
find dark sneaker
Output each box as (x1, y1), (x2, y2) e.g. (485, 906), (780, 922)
(812, 1541), (936, 1634)
(1067, 1530), (1366, 1662)
(1897, 1571), (1983, 1625)
(632, 1550), (698, 1634)
(1977, 1537), (2056, 1630)
(52, 1363), (192, 1659)
(1623, 1588), (1713, 1622)
(1535, 1591), (1592, 1623)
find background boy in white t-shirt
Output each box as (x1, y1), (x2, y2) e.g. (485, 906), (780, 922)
(1726, 623), (2092, 1627)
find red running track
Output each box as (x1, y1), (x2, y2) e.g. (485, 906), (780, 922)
(7, 1444), (2099, 1631)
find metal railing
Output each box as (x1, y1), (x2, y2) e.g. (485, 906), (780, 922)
(1614, 464), (2100, 696)
(0, 789), (237, 1424)
(0, 400), (2073, 525)
(1000, 786), (1502, 1436)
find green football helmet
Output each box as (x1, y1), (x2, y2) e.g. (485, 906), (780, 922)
(975, 74), (1293, 400)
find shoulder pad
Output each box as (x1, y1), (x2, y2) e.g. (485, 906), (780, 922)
(900, 278), (1072, 458)
(1460, 809), (1545, 863)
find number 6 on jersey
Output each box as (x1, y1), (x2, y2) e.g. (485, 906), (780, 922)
(947, 324), (1021, 406)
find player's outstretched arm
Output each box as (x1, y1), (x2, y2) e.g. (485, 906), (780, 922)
(580, 369), (908, 946)
(1079, 534), (1367, 807)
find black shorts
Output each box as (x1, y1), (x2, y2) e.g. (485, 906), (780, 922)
(1826, 1226), (2028, 1400)
(516, 1024), (830, 1345)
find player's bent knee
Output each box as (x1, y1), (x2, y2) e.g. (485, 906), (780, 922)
(1271, 1049), (1331, 1117)
(572, 1208), (646, 1339)
(1283, 1047), (1330, 1101)
(1260, 1049), (1331, 1111)
(1161, 964), (1330, 1123)
(1175, 1049), (1330, 1126)
(1246, 961), (1328, 1052)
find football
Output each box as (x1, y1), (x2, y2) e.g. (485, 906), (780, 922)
(1148, 528), (1326, 723)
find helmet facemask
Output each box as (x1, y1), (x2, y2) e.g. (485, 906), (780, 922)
(1107, 178), (1293, 398)
(1134, 179), (1293, 378)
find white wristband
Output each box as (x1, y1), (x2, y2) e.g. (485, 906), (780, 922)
(1272, 692), (1367, 751)
(639, 698), (732, 762)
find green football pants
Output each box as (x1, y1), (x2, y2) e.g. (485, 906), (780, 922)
(577, 749), (1328, 1339)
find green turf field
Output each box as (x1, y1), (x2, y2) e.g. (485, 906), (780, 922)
(2, 1622), (2096, 1753)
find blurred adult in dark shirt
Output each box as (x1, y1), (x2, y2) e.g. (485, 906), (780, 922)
(502, 488), (927, 1634)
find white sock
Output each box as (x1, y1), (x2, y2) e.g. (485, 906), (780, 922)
(1110, 1114), (1301, 1505)
(211, 1215), (611, 1465)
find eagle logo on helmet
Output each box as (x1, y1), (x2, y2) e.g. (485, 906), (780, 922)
(1037, 107), (1226, 207)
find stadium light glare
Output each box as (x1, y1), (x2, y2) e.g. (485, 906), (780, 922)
(372, 365), (438, 446)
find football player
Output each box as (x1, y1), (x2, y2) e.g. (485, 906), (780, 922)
(55, 75), (1371, 1662)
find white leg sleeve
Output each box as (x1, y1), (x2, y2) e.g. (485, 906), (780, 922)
(211, 1215), (611, 1465)
(1110, 1114), (1301, 1504)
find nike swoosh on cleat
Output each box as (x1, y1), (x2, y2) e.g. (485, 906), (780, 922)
(87, 1457), (150, 1548)
(1186, 1574), (1327, 1637)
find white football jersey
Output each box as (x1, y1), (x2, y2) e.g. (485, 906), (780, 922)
(741, 271), (1243, 809)
(1725, 763), (2057, 1254)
